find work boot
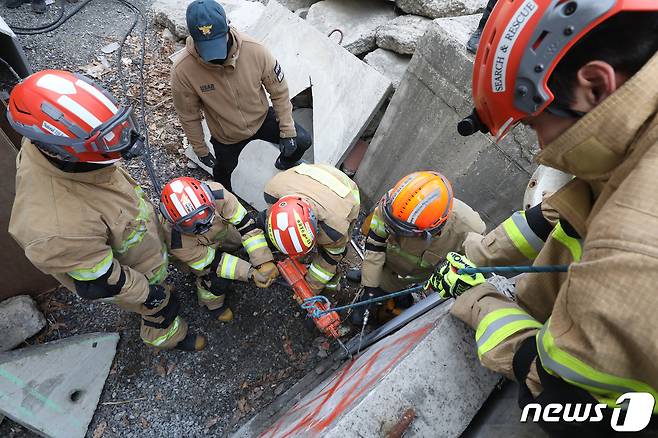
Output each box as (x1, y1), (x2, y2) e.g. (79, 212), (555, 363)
(31, 0), (46, 13)
(175, 333), (207, 351)
(466, 27), (483, 54)
(209, 304), (234, 322)
(346, 269), (361, 283)
(275, 156), (301, 171)
(6, 0), (27, 8)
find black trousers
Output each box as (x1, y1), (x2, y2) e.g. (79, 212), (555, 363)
(210, 107), (312, 191)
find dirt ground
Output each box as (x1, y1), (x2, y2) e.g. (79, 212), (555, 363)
(0, 1), (364, 436)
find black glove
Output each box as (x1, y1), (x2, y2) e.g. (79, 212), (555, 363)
(279, 137), (297, 158)
(144, 284), (167, 309)
(349, 286), (385, 326)
(198, 153), (217, 168)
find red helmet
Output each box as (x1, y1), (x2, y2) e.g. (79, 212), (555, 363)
(266, 195), (318, 257)
(7, 69), (143, 163)
(467, 0), (658, 141)
(160, 177), (216, 234)
(381, 171), (454, 237)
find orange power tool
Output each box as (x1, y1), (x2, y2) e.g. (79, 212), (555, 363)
(277, 258), (341, 339)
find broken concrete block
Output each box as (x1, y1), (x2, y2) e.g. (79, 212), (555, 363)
(0, 333), (119, 438)
(153, 0), (265, 39)
(376, 15), (433, 55)
(0, 295), (46, 352)
(306, 0), (397, 56)
(396, 0), (487, 19)
(277, 0), (321, 12)
(364, 49), (411, 90)
(234, 301), (500, 437)
(356, 15), (538, 228)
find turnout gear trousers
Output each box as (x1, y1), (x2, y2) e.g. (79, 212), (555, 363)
(264, 164), (360, 293)
(9, 140), (186, 349)
(162, 181), (274, 310)
(362, 199), (485, 292)
(452, 53), (658, 413)
(171, 28), (296, 158)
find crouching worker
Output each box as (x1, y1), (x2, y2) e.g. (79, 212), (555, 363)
(8, 70), (205, 351)
(350, 171), (485, 325)
(264, 164), (360, 293)
(160, 177), (278, 321)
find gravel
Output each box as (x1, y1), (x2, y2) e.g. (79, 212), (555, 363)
(0, 1), (364, 437)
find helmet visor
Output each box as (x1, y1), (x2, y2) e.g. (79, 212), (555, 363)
(175, 205), (215, 234)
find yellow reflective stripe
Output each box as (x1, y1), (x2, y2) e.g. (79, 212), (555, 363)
(294, 164), (351, 198)
(537, 319), (658, 411)
(243, 234), (268, 254)
(369, 211), (389, 239)
(324, 246), (346, 255)
(148, 249), (169, 285)
(143, 316), (182, 347)
(475, 308), (541, 358)
(114, 186), (153, 255)
(67, 250), (113, 281)
(219, 254), (240, 279)
(308, 263), (333, 284)
(197, 286), (225, 303)
(189, 246), (216, 271)
(388, 244), (424, 267)
(552, 222), (582, 262)
(228, 204), (248, 226)
(502, 212), (540, 260)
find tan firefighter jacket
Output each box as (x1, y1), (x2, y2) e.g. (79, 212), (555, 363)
(162, 181), (274, 283)
(9, 140), (186, 349)
(362, 199), (485, 291)
(452, 53), (658, 408)
(264, 164), (360, 292)
(171, 27), (296, 157)
(464, 201), (560, 268)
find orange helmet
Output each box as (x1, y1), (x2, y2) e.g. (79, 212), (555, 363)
(266, 195), (318, 257)
(461, 0), (658, 141)
(160, 177), (216, 234)
(7, 70), (143, 163)
(381, 171), (454, 237)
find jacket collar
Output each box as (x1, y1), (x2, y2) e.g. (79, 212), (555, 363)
(186, 27), (241, 70)
(536, 52), (658, 185)
(22, 139), (118, 184)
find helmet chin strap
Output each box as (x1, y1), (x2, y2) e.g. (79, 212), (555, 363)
(36, 144), (113, 173)
(546, 101), (586, 119)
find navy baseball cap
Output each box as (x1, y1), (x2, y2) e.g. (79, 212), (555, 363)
(186, 1), (230, 62)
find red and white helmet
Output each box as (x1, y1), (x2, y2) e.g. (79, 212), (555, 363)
(266, 195), (318, 257)
(7, 69), (143, 163)
(160, 177), (216, 234)
(463, 0), (658, 141)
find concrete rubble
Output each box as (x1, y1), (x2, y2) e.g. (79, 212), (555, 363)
(364, 48), (411, 90)
(276, 0), (322, 12)
(0, 333), (119, 438)
(396, 0), (487, 19)
(305, 0), (397, 56)
(0, 295), (46, 352)
(376, 14), (433, 55)
(234, 300), (500, 437)
(356, 14), (538, 228)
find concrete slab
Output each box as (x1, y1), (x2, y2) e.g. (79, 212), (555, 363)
(356, 15), (538, 228)
(278, 0), (322, 12)
(305, 0), (397, 56)
(376, 14), (433, 55)
(396, 0), (487, 19)
(364, 49), (411, 90)
(0, 296), (46, 352)
(153, 0), (265, 39)
(0, 333), (119, 438)
(234, 300), (500, 437)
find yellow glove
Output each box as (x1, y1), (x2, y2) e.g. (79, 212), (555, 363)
(425, 252), (485, 298)
(252, 261), (279, 288)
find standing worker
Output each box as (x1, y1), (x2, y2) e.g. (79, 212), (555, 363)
(159, 176), (278, 321)
(430, 2), (658, 434)
(264, 164), (360, 294)
(171, 0), (312, 191)
(8, 70), (205, 352)
(349, 171), (485, 325)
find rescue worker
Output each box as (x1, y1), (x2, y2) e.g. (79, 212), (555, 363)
(171, 0), (312, 191)
(159, 177), (278, 321)
(7, 70), (205, 351)
(264, 163), (360, 294)
(429, 3), (658, 435)
(349, 171), (485, 325)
